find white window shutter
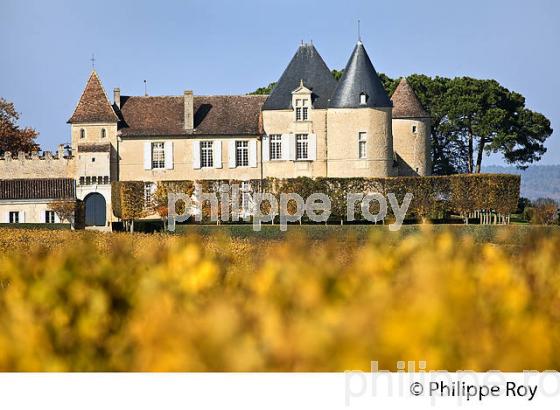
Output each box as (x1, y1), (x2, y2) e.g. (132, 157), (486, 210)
(20, 211), (25, 223)
(192, 140), (201, 169)
(289, 134), (296, 160)
(164, 141), (173, 169)
(281, 134), (290, 160)
(144, 142), (152, 170)
(262, 135), (270, 162)
(213, 140), (222, 168)
(308, 134), (317, 161)
(228, 140), (236, 168)
(55, 212), (60, 223)
(4, 212), (9, 223)
(249, 139), (257, 168)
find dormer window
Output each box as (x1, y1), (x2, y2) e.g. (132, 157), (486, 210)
(292, 80), (312, 122)
(80, 129), (86, 139)
(296, 99), (302, 121)
(295, 99), (309, 121)
(101, 128), (107, 138)
(360, 92), (368, 105)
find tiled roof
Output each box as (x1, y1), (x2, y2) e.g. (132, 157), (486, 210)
(262, 43), (337, 110)
(118, 95), (267, 137)
(77, 144), (112, 153)
(329, 42), (392, 109)
(391, 78), (429, 119)
(67, 71), (119, 124)
(0, 178), (76, 200)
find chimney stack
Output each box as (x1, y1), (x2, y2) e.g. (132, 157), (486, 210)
(114, 88), (121, 108)
(184, 90), (194, 132)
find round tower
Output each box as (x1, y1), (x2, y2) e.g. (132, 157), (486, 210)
(391, 78), (431, 176)
(327, 41), (395, 178)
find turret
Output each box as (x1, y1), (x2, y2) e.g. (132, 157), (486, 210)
(391, 78), (431, 176)
(67, 70), (118, 227)
(327, 41), (395, 177)
(67, 70), (119, 150)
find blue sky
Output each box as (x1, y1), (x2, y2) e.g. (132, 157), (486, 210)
(1, 0), (558, 165)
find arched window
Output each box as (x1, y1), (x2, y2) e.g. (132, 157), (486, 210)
(101, 128), (106, 138)
(80, 129), (86, 139)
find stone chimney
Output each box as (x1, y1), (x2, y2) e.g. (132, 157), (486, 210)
(184, 90), (194, 132)
(113, 88), (121, 108)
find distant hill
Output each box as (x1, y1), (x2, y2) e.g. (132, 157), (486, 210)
(482, 165), (560, 201)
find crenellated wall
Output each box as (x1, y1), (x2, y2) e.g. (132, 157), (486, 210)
(0, 145), (76, 179)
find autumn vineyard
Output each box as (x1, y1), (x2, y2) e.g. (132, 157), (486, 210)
(1, 225), (559, 371)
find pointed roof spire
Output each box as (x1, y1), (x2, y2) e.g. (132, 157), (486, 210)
(67, 71), (118, 123)
(262, 43), (337, 110)
(357, 19), (361, 43)
(391, 77), (429, 118)
(329, 42), (391, 109)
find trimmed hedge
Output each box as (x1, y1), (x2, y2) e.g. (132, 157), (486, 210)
(112, 181), (148, 220)
(112, 174), (520, 223)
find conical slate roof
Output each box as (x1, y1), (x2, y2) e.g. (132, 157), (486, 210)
(68, 71), (118, 123)
(262, 43), (337, 110)
(329, 41), (392, 109)
(391, 77), (429, 118)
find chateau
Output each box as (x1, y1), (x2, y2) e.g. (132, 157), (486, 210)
(0, 41), (431, 228)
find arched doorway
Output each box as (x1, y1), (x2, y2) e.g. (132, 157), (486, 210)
(84, 193), (106, 226)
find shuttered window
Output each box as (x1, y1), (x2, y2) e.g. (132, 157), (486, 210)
(151, 142), (165, 169)
(45, 211), (56, 223)
(9, 211), (19, 223)
(296, 134), (308, 160)
(200, 141), (214, 168)
(270, 135), (282, 160)
(236, 141), (249, 167)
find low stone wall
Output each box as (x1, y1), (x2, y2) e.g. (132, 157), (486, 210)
(0, 146), (76, 179)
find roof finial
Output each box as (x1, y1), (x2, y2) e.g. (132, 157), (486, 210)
(144, 79), (148, 96)
(357, 20), (362, 43)
(90, 53), (96, 69)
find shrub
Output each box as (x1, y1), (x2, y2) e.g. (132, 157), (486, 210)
(48, 199), (77, 228)
(527, 198), (559, 225)
(112, 181), (149, 231)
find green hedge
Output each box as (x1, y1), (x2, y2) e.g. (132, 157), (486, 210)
(112, 174), (520, 223)
(111, 181), (147, 220)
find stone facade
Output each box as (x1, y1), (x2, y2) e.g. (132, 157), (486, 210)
(392, 118), (431, 176)
(0, 40), (432, 227)
(0, 147), (75, 179)
(325, 107), (395, 177)
(0, 200), (61, 224)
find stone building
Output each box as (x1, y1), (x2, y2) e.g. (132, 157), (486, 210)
(0, 40), (431, 228)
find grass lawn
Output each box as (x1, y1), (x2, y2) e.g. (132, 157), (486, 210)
(171, 222), (559, 244)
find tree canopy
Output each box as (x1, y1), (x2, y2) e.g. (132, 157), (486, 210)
(0, 97), (39, 154)
(249, 82), (277, 95)
(250, 73), (552, 174)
